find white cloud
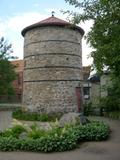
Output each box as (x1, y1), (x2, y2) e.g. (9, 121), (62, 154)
(7, 12), (47, 32)
(0, 12), (93, 65)
(0, 12), (48, 59)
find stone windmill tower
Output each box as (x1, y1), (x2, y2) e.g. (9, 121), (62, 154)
(21, 14), (84, 113)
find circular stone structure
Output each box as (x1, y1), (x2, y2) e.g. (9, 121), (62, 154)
(21, 16), (84, 113)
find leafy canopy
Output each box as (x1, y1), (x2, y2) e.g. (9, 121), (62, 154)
(64, 0), (120, 110)
(64, 0), (120, 76)
(0, 37), (16, 95)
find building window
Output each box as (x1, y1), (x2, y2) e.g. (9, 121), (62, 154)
(83, 87), (90, 99)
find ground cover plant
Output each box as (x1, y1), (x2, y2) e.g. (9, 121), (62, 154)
(12, 109), (62, 122)
(0, 120), (110, 152)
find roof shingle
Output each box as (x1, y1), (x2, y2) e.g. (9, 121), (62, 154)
(21, 16), (84, 36)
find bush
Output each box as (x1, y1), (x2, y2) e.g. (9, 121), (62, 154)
(28, 123), (48, 139)
(106, 111), (120, 120)
(99, 96), (120, 113)
(80, 121), (110, 141)
(12, 109), (62, 122)
(1, 125), (27, 138)
(84, 102), (93, 116)
(0, 121), (110, 152)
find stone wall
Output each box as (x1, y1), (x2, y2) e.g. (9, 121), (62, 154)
(0, 111), (12, 131)
(24, 68), (82, 81)
(24, 27), (82, 46)
(91, 83), (100, 107)
(24, 54), (82, 68)
(23, 26), (82, 113)
(23, 81), (80, 113)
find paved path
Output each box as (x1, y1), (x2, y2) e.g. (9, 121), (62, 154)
(0, 117), (120, 160)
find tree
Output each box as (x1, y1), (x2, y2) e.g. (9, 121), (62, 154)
(64, 0), (120, 76)
(0, 37), (16, 95)
(64, 0), (120, 112)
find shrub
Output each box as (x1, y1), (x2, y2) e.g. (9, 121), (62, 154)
(12, 109), (62, 122)
(1, 125), (27, 138)
(28, 123), (48, 139)
(80, 121), (110, 141)
(0, 120), (110, 152)
(84, 102), (93, 116)
(106, 111), (120, 120)
(0, 137), (21, 151)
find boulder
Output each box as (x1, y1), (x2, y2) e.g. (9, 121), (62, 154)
(19, 132), (28, 139)
(59, 112), (80, 127)
(59, 112), (90, 127)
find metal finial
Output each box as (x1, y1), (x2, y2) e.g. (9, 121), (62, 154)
(51, 11), (55, 17)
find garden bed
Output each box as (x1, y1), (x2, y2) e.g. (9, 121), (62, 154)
(0, 120), (110, 152)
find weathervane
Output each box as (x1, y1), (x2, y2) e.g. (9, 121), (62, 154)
(51, 11), (55, 17)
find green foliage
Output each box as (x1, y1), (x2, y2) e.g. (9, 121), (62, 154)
(100, 97), (116, 112)
(64, 0), (120, 115)
(64, 0), (120, 76)
(1, 125), (26, 138)
(0, 121), (110, 152)
(13, 110), (48, 121)
(84, 103), (102, 116)
(0, 37), (16, 95)
(12, 109), (62, 122)
(28, 123), (48, 139)
(80, 121), (110, 141)
(0, 137), (21, 151)
(104, 112), (120, 120)
(84, 102), (93, 116)
(99, 76), (120, 113)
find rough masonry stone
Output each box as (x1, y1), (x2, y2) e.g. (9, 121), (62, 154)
(22, 20), (84, 113)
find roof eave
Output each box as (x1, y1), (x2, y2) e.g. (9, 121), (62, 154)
(21, 23), (84, 37)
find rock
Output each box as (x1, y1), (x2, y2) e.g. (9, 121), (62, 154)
(38, 122), (52, 130)
(59, 112), (80, 127)
(19, 132), (28, 139)
(59, 112), (90, 127)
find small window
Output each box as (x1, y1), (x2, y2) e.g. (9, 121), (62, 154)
(83, 87), (90, 99)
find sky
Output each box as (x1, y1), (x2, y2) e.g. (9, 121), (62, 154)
(0, 0), (93, 66)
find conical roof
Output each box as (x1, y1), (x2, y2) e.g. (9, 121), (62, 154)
(37, 16), (70, 25)
(21, 16), (84, 36)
